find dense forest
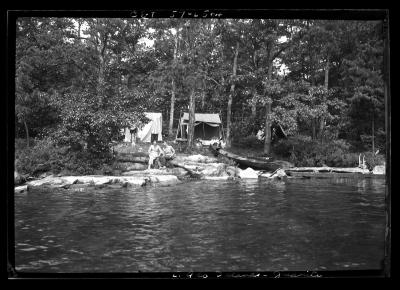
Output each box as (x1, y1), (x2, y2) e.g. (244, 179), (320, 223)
(14, 18), (386, 175)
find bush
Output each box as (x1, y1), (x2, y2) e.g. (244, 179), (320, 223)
(233, 135), (263, 149)
(231, 119), (262, 142)
(15, 138), (68, 175)
(273, 135), (363, 167)
(15, 137), (113, 176)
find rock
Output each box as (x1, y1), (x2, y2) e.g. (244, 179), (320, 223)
(27, 175), (61, 187)
(25, 174), (182, 189)
(60, 176), (79, 185)
(102, 164), (113, 175)
(14, 171), (25, 185)
(120, 176), (147, 186)
(372, 165), (385, 175)
(273, 169), (287, 179)
(112, 170), (122, 176)
(117, 162), (148, 171)
(175, 154), (218, 164)
(239, 167), (260, 179)
(93, 177), (112, 185)
(260, 172), (272, 178)
(33, 163), (51, 175)
(260, 169), (287, 179)
(166, 167), (187, 176)
(203, 176), (232, 180)
(226, 166), (240, 177)
(271, 160), (294, 169)
(115, 153), (149, 163)
(149, 175), (180, 186)
(201, 163), (227, 176)
(126, 163), (148, 171)
(39, 171), (53, 179)
(122, 169), (161, 176)
(15, 185), (28, 193)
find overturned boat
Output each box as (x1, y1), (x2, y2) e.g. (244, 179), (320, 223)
(209, 145), (292, 171)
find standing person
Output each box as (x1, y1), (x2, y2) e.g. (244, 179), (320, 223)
(130, 127), (137, 147)
(148, 140), (163, 169)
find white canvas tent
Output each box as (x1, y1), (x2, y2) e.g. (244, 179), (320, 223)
(176, 113), (223, 144)
(123, 112), (163, 143)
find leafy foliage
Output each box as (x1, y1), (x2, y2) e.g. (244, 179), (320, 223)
(14, 18), (386, 175)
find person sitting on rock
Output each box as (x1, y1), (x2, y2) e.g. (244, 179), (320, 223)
(159, 141), (176, 168)
(163, 141), (176, 159)
(148, 140), (163, 170)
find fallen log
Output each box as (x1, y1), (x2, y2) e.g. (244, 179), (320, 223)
(169, 160), (203, 178)
(115, 154), (149, 163)
(285, 166), (371, 174)
(287, 171), (385, 179)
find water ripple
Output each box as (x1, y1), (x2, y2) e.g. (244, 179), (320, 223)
(15, 177), (386, 272)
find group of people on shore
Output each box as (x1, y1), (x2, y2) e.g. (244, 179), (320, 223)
(148, 140), (176, 170)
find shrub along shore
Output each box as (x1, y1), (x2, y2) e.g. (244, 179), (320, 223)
(14, 137), (385, 194)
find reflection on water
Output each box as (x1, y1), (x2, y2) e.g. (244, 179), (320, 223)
(14, 177), (386, 272)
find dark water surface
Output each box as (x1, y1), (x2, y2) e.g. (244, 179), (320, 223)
(14, 177), (386, 272)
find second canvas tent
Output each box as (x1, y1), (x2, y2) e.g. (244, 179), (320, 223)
(124, 112), (163, 143)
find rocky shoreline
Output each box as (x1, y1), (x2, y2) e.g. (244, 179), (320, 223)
(14, 154), (386, 194)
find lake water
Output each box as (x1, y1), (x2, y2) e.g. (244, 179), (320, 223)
(14, 177), (386, 273)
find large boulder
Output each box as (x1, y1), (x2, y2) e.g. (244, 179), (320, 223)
(260, 169), (288, 179)
(166, 167), (188, 177)
(149, 175), (180, 186)
(15, 185), (28, 193)
(14, 171), (25, 185)
(372, 165), (385, 175)
(239, 167), (260, 179)
(32, 163), (51, 175)
(27, 175), (61, 187)
(201, 163), (227, 176)
(125, 163), (148, 171)
(175, 154), (218, 164)
(226, 166), (240, 177)
(39, 171), (54, 179)
(115, 162), (147, 171)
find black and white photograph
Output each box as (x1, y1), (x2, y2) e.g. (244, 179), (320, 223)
(8, 9), (390, 278)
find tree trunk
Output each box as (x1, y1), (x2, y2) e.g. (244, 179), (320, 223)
(169, 79), (176, 136)
(251, 103), (257, 118)
(201, 90), (205, 109)
(263, 57), (274, 154)
(319, 57), (329, 142)
(23, 119), (29, 148)
(251, 88), (257, 118)
(310, 119), (317, 140)
(187, 89), (196, 149)
(98, 51), (105, 98)
(264, 103), (272, 154)
(169, 30), (179, 137)
(97, 27), (108, 99)
(372, 112), (375, 154)
(226, 41), (239, 148)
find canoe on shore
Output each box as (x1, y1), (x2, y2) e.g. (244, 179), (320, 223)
(209, 146), (288, 171)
